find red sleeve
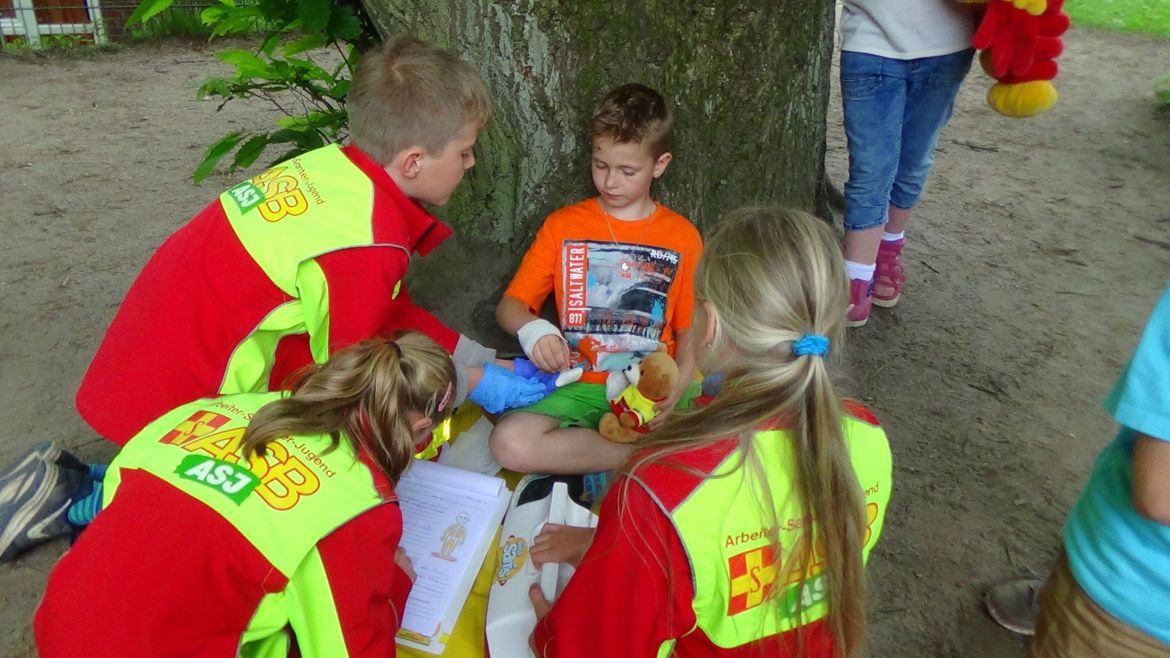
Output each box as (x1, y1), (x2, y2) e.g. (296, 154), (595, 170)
(317, 502), (411, 656)
(315, 247), (458, 352)
(532, 479), (695, 657)
(502, 218), (559, 315)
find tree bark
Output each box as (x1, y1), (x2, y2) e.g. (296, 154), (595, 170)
(362, 1), (836, 347)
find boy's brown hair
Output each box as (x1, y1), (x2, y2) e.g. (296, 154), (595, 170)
(589, 83), (673, 158)
(347, 35), (492, 164)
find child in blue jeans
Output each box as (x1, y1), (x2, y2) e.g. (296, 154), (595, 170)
(839, 0), (978, 326)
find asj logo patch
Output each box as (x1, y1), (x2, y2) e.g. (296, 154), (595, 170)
(176, 454), (260, 505)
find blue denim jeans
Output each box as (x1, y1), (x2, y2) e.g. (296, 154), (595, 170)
(840, 49), (974, 231)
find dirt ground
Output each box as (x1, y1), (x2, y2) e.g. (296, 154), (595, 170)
(1, 26), (1168, 657)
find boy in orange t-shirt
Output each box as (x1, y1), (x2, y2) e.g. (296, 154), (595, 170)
(491, 84), (703, 475)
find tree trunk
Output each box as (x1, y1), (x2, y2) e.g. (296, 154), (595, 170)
(362, 1), (836, 348)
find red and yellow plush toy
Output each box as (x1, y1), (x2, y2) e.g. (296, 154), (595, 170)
(598, 350), (679, 444)
(959, 0), (1071, 117)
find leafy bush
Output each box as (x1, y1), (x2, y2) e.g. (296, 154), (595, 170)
(126, 5), (215, 41)
(128, 0), (376, 182)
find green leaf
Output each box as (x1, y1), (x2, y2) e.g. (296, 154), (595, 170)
(267, 128), (304, 144)
(209, 6), (267, 35)
(326, 5), (362, 41)
(200, 5), (229, 25)
(259, 0), (297, 25)
(288, 111), (339, 129)
(217, 49), (271, 77)
(283, 34), (329, 56)
(268, 60), (292, 80)
(275, 115), (310, 130)
(126, 0), (175, 26)
(296, 0), (331, 33)
(194, 131), (245, 184)
(196, 77), (233, 100)
(301, 130), (326, 149)
(233, 134), (271, 170)
(216, 48), (261, 67)
(329, 79), (351, 98)
(259, 31), (281, 56)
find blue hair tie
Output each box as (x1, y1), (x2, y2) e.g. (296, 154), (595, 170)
(792, 334), (829, 357)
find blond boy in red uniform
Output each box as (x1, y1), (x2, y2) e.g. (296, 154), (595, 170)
(0, 36), (544, 563)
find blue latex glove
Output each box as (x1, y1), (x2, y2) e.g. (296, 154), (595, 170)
(511, 358), (561, 395)
(468, 363), (549, 414)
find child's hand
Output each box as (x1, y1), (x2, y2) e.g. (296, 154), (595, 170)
(531, 523), (595, 568)
(648, 387), (685, 429)
(531, 335), (571, 373)
(394, 548), (416, 582)
(517, 319), (570, 372)
(528, 584), (553, 621)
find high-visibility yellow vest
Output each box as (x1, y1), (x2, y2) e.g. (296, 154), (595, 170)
(217, 145), (390, 394)
(105, 391), (390, 651)
(630, 411), (892, 655)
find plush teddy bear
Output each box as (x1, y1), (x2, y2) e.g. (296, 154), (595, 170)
(597, 350), (679, 444)
(958, 0), (1070, 117)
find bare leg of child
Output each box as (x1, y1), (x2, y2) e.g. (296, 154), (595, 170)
(886, 205), (912, 235)
(490, 412), (633, 474)
(531, 524), (596, 568)
(844, 224), (883, 267)
(843, 205), (912, 265)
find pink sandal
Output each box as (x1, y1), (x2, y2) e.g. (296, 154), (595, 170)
(846, 278), (873, 328)
(873, 238), (906, 308)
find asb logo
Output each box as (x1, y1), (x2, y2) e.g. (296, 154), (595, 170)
(158, 410), (321, 511)
(727, 545), (777, 615)
(224, 165), (309, 223)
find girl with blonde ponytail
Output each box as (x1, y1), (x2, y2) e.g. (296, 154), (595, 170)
(37, 332), (458, 657)
(531, 208), (893, 658)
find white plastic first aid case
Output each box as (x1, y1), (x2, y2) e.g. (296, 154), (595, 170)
(485, 475), (599, 658)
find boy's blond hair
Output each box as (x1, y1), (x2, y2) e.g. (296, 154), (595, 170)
(347, 35), (492, 164)
(590, 83), (673, 158)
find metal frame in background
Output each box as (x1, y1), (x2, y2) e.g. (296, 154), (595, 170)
(1, 0), (107, 47)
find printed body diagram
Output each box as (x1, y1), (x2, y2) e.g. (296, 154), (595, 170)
(433, 512), (470, 562)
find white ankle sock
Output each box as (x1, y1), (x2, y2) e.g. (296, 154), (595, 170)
(845, 260), (876, 282)
(881, 231), (905, 242)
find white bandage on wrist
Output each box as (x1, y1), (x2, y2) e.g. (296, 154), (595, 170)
(517, 319), (565, 361)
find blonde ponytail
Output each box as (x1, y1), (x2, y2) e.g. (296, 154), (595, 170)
(241, 332), (456, 483)
(621, 207), (867, 656)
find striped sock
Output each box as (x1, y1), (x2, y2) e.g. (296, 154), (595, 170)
(66, 480), (104, 527)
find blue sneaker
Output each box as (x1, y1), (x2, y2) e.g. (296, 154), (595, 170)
(0, 442), (85, 562)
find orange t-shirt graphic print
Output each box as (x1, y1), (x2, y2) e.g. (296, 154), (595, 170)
(504, 199), (702, 372)
(561, 239), (679, 369)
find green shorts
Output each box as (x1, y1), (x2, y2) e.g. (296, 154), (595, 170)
(513, 379), (702, 430)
